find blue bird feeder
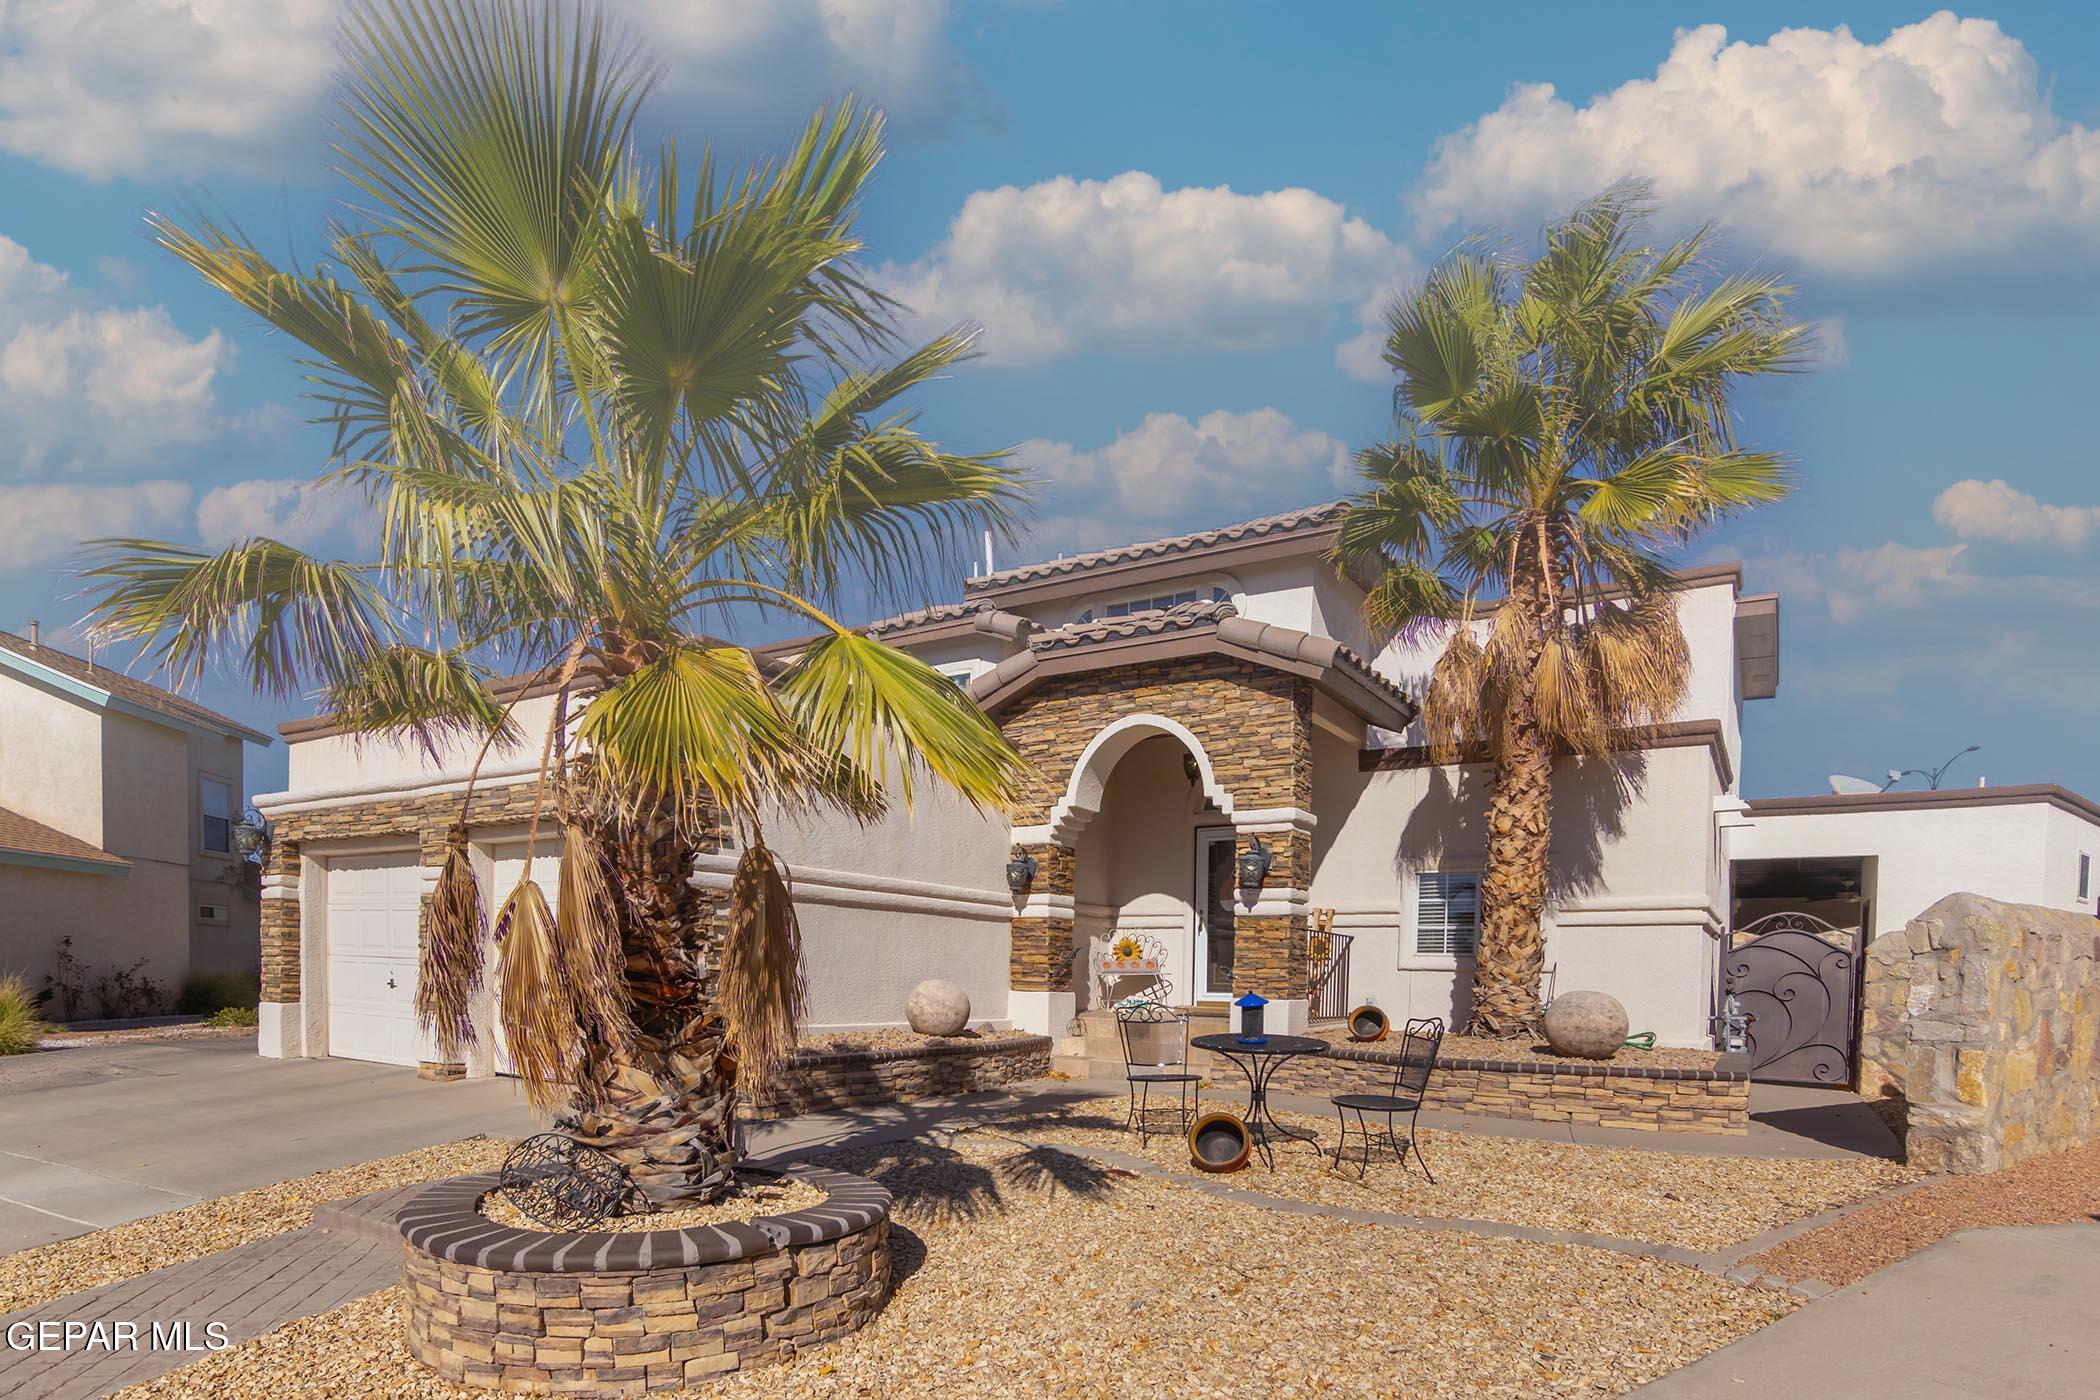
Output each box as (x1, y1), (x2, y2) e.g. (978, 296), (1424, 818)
(1234, 992), (1268, 1045)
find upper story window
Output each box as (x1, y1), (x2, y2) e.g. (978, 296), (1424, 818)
(200, 776), (233, 856)
(1079, 586), (1230, 624)
(1415, 871), (1480, 959)
(2080, 852), (2092, 903)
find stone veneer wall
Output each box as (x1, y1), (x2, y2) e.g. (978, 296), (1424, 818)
(748, 1035), (1052, 1120)
(400, 1167), (890, 1393)
(1267, 1045), (1750, 1134)
(1859, 892), (2100, 1174)
(994, 656), (1314, 1000)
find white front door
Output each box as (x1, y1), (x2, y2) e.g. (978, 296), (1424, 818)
(1194, 830), (1238, 1001)
(488, 842), (559, 1078)
(324, 852), (423, 1065)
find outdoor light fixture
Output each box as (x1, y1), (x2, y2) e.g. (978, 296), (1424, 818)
(1005, 850), (1038, 893)
(1234, 992), (1269, 1045)
(1235, 835), (1272, 890)
(232, 808), (271, 863)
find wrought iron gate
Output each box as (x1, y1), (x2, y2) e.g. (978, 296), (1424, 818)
(1721, 911), (1864, 1086)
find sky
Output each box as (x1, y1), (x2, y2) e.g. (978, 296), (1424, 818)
(0, 2), (2095, 801)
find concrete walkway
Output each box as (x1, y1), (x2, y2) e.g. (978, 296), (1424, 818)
(1639, 1223), (2100, 1397)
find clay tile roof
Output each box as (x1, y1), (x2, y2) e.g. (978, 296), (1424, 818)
(1031, 599), (1239, 651)
(0, 631), (270, 744)
(964, 501), (1348, 595)
(865, 600), (1001, 637)
(0, 805), (128, 871)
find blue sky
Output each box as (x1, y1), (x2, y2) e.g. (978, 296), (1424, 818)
(0, 2), (2094, 800)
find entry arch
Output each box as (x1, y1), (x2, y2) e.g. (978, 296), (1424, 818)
(1044, 712), (1235, 846)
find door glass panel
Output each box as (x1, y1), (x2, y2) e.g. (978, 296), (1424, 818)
(1203, 835), (1236, 997)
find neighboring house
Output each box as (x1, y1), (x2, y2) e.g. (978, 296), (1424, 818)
(0, 627), (273, 1012)
(252, 501), (2100, 1084)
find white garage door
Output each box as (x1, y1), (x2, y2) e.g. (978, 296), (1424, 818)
(325, 852), (423, 1065)
(488, 841), (558, 1078)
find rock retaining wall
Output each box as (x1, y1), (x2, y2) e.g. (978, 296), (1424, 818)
(398, 1166), (890, 1393)
(1267, 1046), (1749, 1134)
(748, 1035), (1052, 1120)
(1860, 892), (2100, 1174)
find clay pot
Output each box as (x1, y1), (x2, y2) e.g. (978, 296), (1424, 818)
(1346, 1005), (1390, 1042)
(1188, 1112), (1252, 1173)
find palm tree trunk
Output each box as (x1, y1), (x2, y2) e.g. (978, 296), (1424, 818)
(562, 797), (740, 1207)
(1472, 579), (1554, 1037)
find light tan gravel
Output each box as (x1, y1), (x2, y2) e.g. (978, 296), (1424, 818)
(794, 1026), (1030, 1054)
(35, 1023), (257, 1049)
(482, 1178), (826, 1232)
(0, 1137), (512, 1315)
(986, 1105), (1915, 1251)
(1306, 1025), (1722, 1072)
(121, 1134), (1788, 1398)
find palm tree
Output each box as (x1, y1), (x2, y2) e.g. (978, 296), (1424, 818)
(1333, 189), (1807, 1038)
(77, 0), (1024, 1207)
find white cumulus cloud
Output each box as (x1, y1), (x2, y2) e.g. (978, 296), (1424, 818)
(0, 0), (985, 181)
(1013, 408), (1354, 558)
(1414, 13), (2100, 276)
(194, 478), (375, 553)
(0, 481), (193, 570)
(1933, 478), (2100, 550)
(882, 172), (1410, 366)
(1759, 540), (1976, 623)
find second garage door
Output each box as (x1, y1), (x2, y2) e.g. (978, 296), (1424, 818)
(325, 851), (423, 1065)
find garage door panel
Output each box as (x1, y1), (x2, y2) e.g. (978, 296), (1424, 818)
(325, 851), (423, 1066)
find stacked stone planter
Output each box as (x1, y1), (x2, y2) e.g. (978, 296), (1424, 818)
(397, 1164), (891, 1393)
(1267, 1044), (1751, 1134)
(748, 1034), (1052, 1120)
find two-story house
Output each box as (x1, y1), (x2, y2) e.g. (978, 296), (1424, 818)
(250, 501), (2099, 1086)
(0, 627), (272, 1012)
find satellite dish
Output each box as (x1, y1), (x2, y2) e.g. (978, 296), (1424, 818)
(1828, 774), (1882, 795)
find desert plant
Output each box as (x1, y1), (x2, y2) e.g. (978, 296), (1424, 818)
(177, 970), (261, 1015)
(0, 976), (49, 1055)
(205, 1005), (260, 1029)
(1334, 187), (1806, 1036)
(81, 0), (1021, 1207)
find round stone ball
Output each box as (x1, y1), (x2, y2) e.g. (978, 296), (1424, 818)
(906, 979), (971, 1036)
(1540, 991), (1629, 1060)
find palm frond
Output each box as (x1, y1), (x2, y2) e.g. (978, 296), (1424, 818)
(494, 874), (574, 1112)
(719, 843), (806, 1092)
(323, 643), (514, 761)
(556, 824), (635, 1053)
(418, 833), (485, 1063)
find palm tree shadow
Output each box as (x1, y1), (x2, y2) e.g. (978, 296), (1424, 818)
(835, 1132), (1120, 1230)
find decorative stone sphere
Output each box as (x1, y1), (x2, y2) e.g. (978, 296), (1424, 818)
(906, 979), (971, 1036)
(1541, 991), (1629, 1060)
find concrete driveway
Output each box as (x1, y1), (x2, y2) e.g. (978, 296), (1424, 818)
(0, 1038), (542, 1253)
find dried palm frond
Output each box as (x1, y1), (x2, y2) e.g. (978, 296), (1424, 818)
(1586, 595), (1691, 730)
(718, 842), (806, 1092)
(1420, 626), (1488, 763)
(416, 831), (485, 1063)
(495, 875), (575, 1112)
(556, 823), (634, 1052)
(1532, 630), (1606, 756)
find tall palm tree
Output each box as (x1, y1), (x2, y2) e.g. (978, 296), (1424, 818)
(1334, 189), (1807, 1038)
(77, 0), (1023, 1207)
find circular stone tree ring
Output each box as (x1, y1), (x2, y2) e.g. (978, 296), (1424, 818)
(906, 978), (971, 1036)
(498, 1133), (628, 1230)
(1540, 990), (1631, 1060)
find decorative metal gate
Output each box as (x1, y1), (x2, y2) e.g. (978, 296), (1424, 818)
(1722, 911), (1864, 1086)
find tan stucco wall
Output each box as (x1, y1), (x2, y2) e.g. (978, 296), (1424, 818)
(0, 859), (189, 997)
(0, 674), (106, 845)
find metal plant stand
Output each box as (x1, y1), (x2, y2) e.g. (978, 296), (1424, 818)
(1190, 1033), (1329, 1170)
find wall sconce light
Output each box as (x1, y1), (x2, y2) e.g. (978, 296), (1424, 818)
(1236, 835), (1272, 890)
(232, 808), (272, 864)
(1005, 850), (1038, 894)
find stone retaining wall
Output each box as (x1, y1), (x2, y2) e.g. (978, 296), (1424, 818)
(1267, 1045), (1749, 1134)
(748, 1035), (1052, 1120)
(1860, 892), (2100, 1174)
(398, 1166), (890, 1393)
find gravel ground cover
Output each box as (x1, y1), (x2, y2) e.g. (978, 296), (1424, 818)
(987, 1105), (1914, 1251)
(794, 1026), (1029, 1054)
(0, 1137), (511, 1314)
(1305, 1026), (1722, 1072)
(35, 1023), (257, 1049)
(1744, 1138), (2100, 1286)
(482, 1178), (825, 1231)
(121, 1132), (1786, 1398)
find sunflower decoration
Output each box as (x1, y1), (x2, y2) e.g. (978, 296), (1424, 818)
(1307, 933), (1333, 965)
(1111, 935), (1144, 962)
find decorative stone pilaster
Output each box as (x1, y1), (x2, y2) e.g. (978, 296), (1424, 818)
(1229, 810), (1314, 1032)
(1007, 842), (1075, 1035)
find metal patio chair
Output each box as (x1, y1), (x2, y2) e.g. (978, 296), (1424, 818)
(1330, 1016), (1444, 1182)
(1116, 1000), (1201, 1144)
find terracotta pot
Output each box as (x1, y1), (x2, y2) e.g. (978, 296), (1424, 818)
(1347, 1005), (1390, 1042)
(1188, 1112), (1252, 1173)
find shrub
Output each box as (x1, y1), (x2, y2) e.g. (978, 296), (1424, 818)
(0, 976), (48, 1055)
(204, 1005), (259, 1029)
(177, 970), (261, 1016)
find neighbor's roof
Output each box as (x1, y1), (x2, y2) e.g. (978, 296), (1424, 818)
(1746, 784), (2100, 826)
(0, 632), (273, 745)
(962, 501), (1353, 600)
(0, 804), (129, 875)
(967, 599), (1417, 732)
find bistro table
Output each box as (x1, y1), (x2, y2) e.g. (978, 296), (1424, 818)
(1190, 1033), (1330, 1169)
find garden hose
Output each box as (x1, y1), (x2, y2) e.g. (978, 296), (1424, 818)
(1622, 1031), (1657, 1049)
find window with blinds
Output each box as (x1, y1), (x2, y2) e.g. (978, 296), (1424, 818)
(1416, 872), (1480, 958)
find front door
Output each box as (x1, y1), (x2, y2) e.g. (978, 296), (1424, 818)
(1195, 830), (1237, 1000)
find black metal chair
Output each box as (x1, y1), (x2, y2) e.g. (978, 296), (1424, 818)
(1330, 1016), (1444, 1182)
(1115, 1000), (1201, 1144)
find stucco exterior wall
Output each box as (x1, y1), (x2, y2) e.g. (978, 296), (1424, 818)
(1730, 800), (2097, 941)
(0, 675), (105, 845)
(285, 693), (562, 792)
